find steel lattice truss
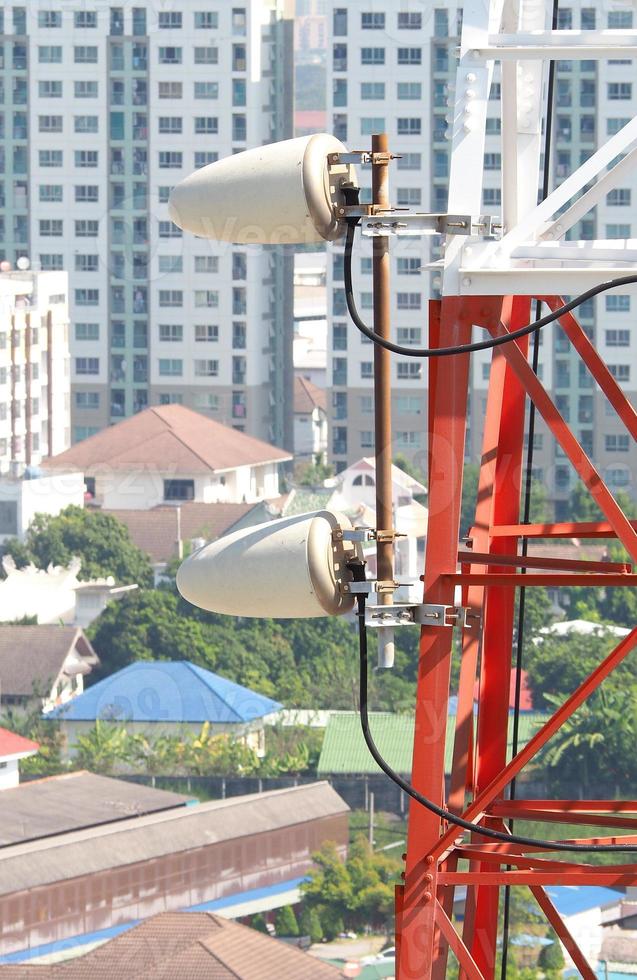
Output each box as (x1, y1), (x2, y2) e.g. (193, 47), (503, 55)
(396, 1), (637, 976)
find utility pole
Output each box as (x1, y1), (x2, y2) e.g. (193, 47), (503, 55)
(371, 133), (395, 669)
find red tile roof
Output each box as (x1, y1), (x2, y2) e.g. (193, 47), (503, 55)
(0, 726), (39, 759)
(294, 376), (327, 414)
(104, 503), (256, 563)
(43, 405), (292, 475)
(0, 911), (341, 978)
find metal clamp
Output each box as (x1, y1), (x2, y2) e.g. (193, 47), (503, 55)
(332, 527), (376, 544)
(364, 603), (479, 628)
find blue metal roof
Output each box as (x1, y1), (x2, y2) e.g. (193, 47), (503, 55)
(547, 885), (623, 917)
(47, 661), (282, 724)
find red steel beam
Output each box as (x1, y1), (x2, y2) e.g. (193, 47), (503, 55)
(445, 572), (637, 587)
(530, 886), (597, 980)
(439, 871), (637, 885)
(456, 550), (632, 573)
(431, 627), (637, 861)
(491, 799), (637, 813)
(490, 520), (637, 538)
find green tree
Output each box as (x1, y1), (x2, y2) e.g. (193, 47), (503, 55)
(250, 914), (269, 934)
(298, 906), (323, 944)
(538, 929), (565, 975)
(183, 723), (259, 776)
(293, 457), (334, 487)
(0, 705), (66, 776)
(274, 905), (299, 937)
(73, 720), (133, 776)
(1, 505), (153, 585)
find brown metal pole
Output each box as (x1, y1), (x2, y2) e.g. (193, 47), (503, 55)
(371, 133), (395, 668)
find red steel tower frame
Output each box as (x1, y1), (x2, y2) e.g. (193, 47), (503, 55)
(396, 293), (637, 978)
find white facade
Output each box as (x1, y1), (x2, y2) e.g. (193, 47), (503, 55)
(0, 269), (71, 473)
(6, 1), (294, 450)
(325, 0), (637, 516)
(0, 470), (84, 542)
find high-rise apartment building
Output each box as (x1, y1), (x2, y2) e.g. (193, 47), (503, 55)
(3, 1), (294, 449)
(0, 267), (70, 468)
(326, 1), (637, 515)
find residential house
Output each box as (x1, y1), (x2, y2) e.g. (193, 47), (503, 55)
(0, 469), (85, 544)
(0, 910), (342, 978)
(0, 557), (137, 628)
(0, 626), (99, 712)
(48, 660), (282, 757)
(0, 728), (39, 790)
(294, 376), (328, 463)
(43, 405), (292, 510)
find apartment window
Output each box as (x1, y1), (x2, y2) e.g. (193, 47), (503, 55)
(75, 357), (99, 375)
(75, 150), (98, 169)
(232, 288), (246, 315)
(606, 329), (630, 347)
(395, 396), (421, 414)
(75, 219), (98, 237)
(39, 219), (63, 237)
(158, 221), (181, 239)
(39, 253), (63, 270)
(361, 117), (385, 136)
(159, 151), (182, 169)
(159, 47), (182, 65)
(607, 189), (632, 206)
(195, 117), (219, 135)
(606, 295), (631, 312)
(38, 10), (62, 28)
(75, 185), (98, 203)
(396, 431), (421, 448)
(75, 116), (98, 134)
(195, 290), (219, 308)
(397, 118), (421, 135)
(233, 115), (247, 141)
(159, 324), (183, 342)
(360, 292), (373, 310)
(398, 47), (422, 65)
(75, 392), (100, 411)
(398, 11), (422, 29)
(397, 292), (421, 310)
(75, 323), (99, 341)
(158, 11), (181, 28)
(397, 362), (422, 379)
(486, 117), (502, 135)
(556, 8), (572, 29)
(194, 359), (219, 377)
(608, 118), (630, 136)
(609, 364), (631, 382)
(396, 188), (422, 206)
(194, 152), (218, 168)
(195, 11), (218, 29)
(39, 46), (63, 64)
(75, 11), (97, 27)
(39, 80), (62, 99)
(397, 327), (422, 346)
(75, 81), (98, 98)
(333, 44), (347, 71)
(361, 362), (373, 379)
(484, 152), (501, 170)
(158, 256), (182, 274)
(359, 83), (383, 102)
(74, 46), (97, 64)
(232, 253), (247, 279)
(608, 83), (632, 100)
(483, 188), (502, 206)
(195, 256), (219, 274)
(196, 324), (219, 343)
(39, 115), (62, 133)
(232, 44), (246, 70)
(361, 48), (385, 65)
(195, 82), (219, 100)
(608, 11), (633, 27)
(397, 257), (421, 275)
(75, 289), (99, 306)
(397, 82), (422, 100)
(75, 254), (98, 272)
(158, 187), (172, 204)
(195, 47), (219, 67)
(605, 434), (630, 452)
(159, 290), (183, 307)
(333, 324), (347, 351)
(606, 224), (631, 239)
(361, 12), (385, 29)
(159, 82), (183, 100)
(39, 150), (63, 168)
(159, 359), (183, 376)
(331, 6), (347, 34)
(397, 153), (421, 170)
(158, 117), (182, 135)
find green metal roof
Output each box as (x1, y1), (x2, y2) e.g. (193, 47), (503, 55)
(317, 711), (550, 776)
